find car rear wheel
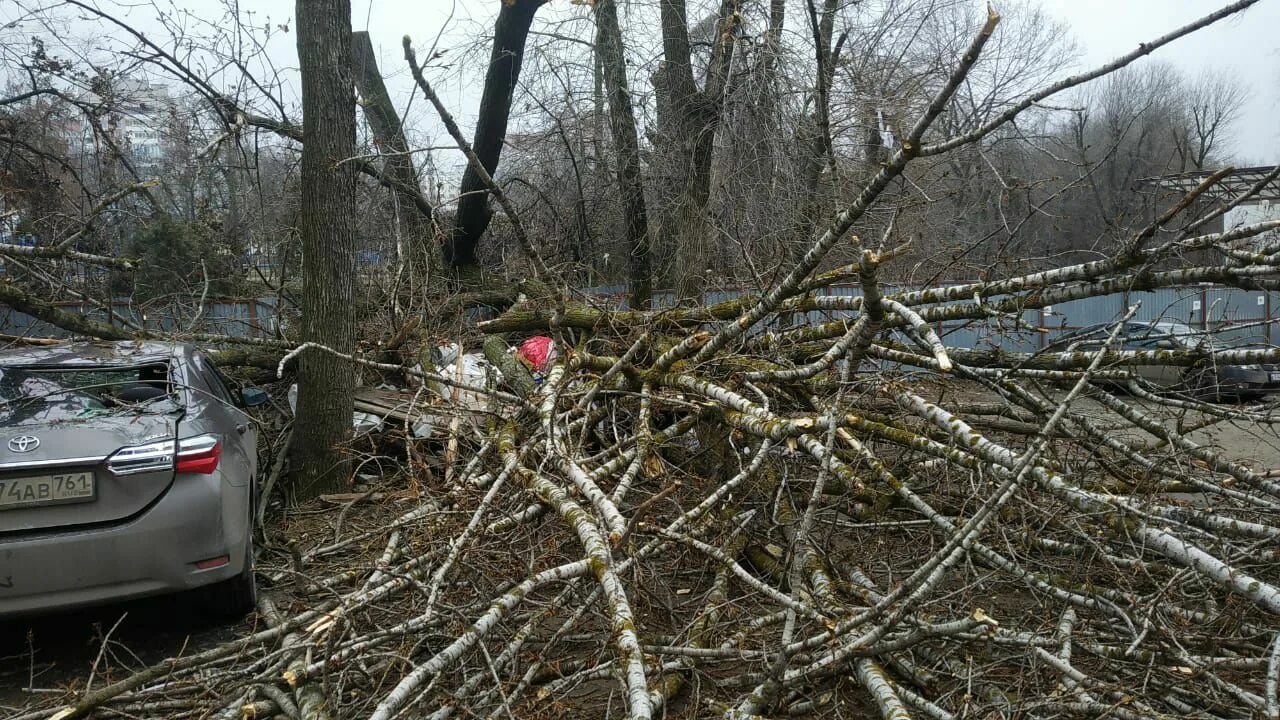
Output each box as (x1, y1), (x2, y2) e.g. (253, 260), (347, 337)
(195, 540), (256, 620)
(196, 525), (257, 620)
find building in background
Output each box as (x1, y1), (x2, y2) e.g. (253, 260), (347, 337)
(61, 77), (177, 176)
(115, 77), (173, 174)
(1148, 166), (1280, 246)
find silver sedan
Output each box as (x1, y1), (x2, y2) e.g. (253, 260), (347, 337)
(0, 341), (263, 619)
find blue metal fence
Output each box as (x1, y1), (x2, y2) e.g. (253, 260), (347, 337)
(582, 283), (1280, 351)
(6, 285), (1276, 350)
(0, 298), (282, 340)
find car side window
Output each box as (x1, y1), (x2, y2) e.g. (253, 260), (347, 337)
(1128, 332), (1183, 351)
(210, 364), (244, 408)
(194, 353), (238, 408)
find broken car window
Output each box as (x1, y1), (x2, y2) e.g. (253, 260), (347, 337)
(4, 363), (181, 417)
(0, 366), (108, 425)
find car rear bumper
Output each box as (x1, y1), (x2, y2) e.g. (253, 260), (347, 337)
(0, 472), (249, 618)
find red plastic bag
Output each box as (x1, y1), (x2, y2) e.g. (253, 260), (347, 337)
(516, 336), (556, 373)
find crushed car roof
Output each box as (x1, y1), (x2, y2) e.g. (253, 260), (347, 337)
(0, 340), (187, 367)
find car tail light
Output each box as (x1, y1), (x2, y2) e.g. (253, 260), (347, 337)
(107, 440), (175, 476)
(107, 434), (222, 476)
(176, 434), (221, 475)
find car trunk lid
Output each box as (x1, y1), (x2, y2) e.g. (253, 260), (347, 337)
(0, 414), (177, 534)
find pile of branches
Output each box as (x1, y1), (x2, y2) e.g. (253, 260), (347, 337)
(21, 4), (1280, 719)
(29, 211), (1280, 720)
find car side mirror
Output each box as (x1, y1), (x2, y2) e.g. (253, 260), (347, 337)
(240, 388), (269, 407)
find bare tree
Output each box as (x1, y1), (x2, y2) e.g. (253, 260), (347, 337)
(594, 0), (653, 308)
(12, 5), (1280, 720)
(351, 30), (437, 279)
(650, 0), (741, 300)
(1173, 67), (1247, 171)
(1041, 61), (1247, 262)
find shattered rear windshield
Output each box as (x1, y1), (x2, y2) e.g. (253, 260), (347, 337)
(0, 366), (108, 424)
(0, 363), (179, 425)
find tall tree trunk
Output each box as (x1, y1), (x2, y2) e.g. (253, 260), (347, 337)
(594, 0), (652, 309)
(795, 0), (841, 262)
(290, 0), (357, 499)
(650, 0), (739, 302)
(351, 30), (437, 324)
(448, 0), (547, 278)
(351, 31), (436, 270)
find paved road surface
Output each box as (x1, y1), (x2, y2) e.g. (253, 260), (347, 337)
(0, 592), (242, 712)
(1067, 396), (1280, 472)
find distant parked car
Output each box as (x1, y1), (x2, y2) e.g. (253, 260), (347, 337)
(1048, 320), (1280, 399)
(0, 341), (266, 619)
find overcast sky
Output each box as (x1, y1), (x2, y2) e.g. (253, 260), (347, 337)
(7, 0), (1277, 163)
(351, 0), (1280, 165)
(1046, 0), (1279, 164)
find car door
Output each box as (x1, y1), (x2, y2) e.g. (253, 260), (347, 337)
(189, 352), (257, 487)
(1124, 325), (1180, 387)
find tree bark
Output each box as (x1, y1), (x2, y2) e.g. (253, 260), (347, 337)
(0, 280), (131, 340)
(796, 0), (841, 256)
(594, 0), (652, 309)
(650, 0), (740, 301)
(351, 30), (436, 251)
(448, 0), (547, 274)
(290, 0), (358, 499)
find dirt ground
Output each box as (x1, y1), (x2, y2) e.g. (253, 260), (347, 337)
(2, 393), (1277, 717)
(1181, 403), (1280, 470)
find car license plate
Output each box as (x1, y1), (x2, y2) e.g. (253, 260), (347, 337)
(1271, 372), (1280, 383)
(0, 472), (94, 510)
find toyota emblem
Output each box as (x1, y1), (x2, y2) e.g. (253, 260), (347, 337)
(8, 436), (40, 453)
